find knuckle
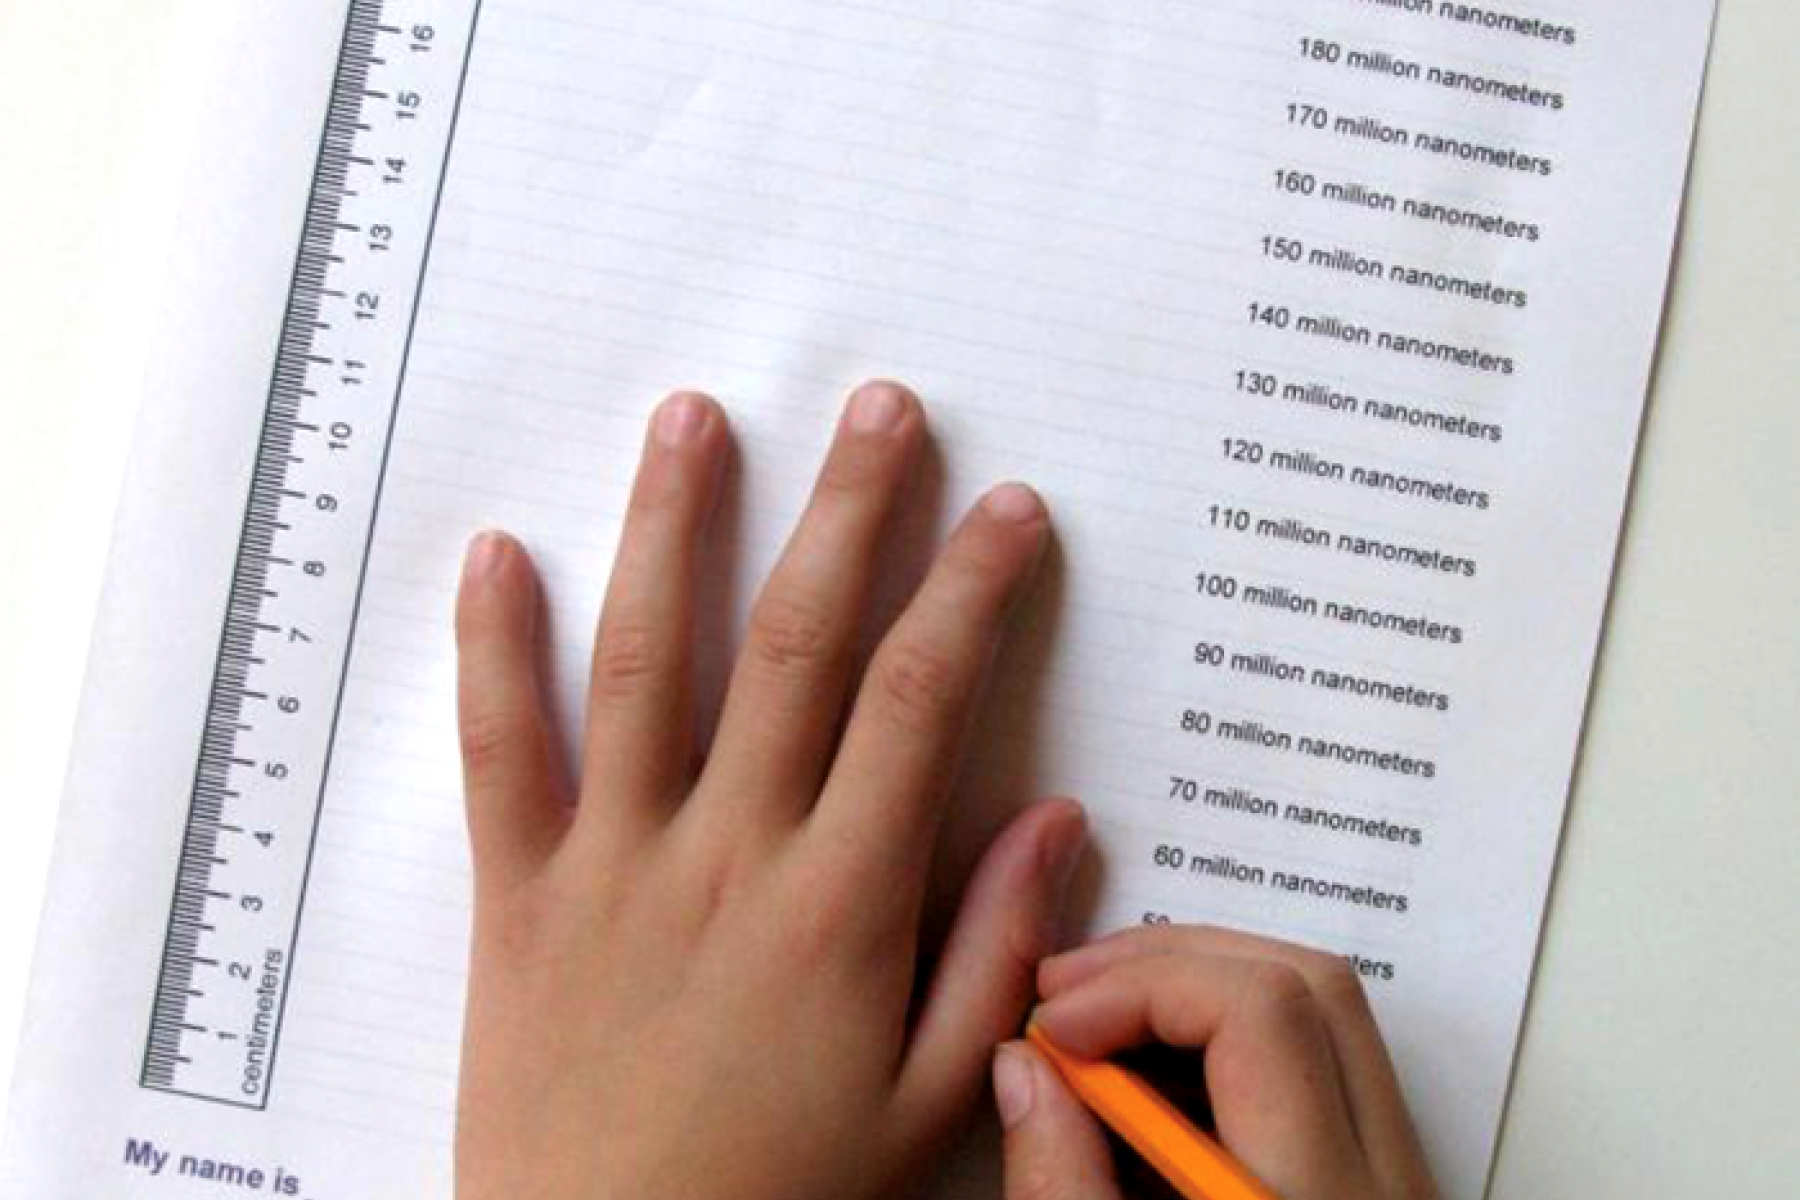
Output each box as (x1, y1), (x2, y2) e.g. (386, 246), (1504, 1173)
(1309, 954), (1372, 1011)
(480, 863), (616, 970)
(459, 709), (522, 780)
(1241, 960), (1317, 1017)
(630, 470), (688, 516)
(922, 545), (1019, 635)
(947, 526), (1017, 583)
(456, 585), (521, 650)
(781, 884), (855, 965)
(946, 505), (1037, 589)
(816, 439), (887, 497)
(453, 599), (489, 648)
(1006, 1156), (1078, 1200)
(871, 642), (964, 731)
(476, 878), (553, 961)
(589, 623), (673, 702)
(787, 832), (899, 960)
(747, 591), (841, 675)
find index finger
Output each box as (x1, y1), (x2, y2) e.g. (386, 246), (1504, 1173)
(1034, 954), (1369, 1199)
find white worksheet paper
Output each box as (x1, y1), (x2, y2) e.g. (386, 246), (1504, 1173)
(3, 3), (1715, 1199)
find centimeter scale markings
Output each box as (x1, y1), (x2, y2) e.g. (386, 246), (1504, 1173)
(141, 0), (480, 1109)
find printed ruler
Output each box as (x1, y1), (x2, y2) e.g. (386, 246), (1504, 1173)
(140, 0), (481, 1109)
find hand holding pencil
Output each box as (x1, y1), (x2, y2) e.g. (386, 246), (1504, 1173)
(995, 925), (1442, 1200)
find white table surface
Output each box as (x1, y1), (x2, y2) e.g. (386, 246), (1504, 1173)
(2, 2), (1796, 1196)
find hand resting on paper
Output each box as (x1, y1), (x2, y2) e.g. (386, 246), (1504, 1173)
(449, 383), (1439, 1200)
(451, 382), (1084, 1200)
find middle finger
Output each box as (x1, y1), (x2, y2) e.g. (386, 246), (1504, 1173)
(701, 382), (924, 825)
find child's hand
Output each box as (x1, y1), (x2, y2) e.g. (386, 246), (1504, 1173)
(996, 926), (1441, 1200)
(452, 384), (1088, 1200)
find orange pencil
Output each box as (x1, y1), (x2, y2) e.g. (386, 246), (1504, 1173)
(1025, 1022), (1285, 1200)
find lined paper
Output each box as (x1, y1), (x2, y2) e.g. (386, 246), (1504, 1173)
(3, 3), (1715, 1198)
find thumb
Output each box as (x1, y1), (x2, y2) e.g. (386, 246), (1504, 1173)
(995, 1042), (1122, 1200)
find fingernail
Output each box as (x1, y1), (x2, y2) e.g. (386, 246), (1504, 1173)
(464, 531), (510, 581)
(655, 392), (711, 447)
(981, 482), (1045, 524)
(848, 382), (910, 434)
(993, 1044), (1036, 1129)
